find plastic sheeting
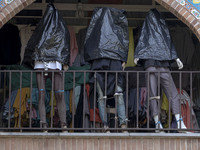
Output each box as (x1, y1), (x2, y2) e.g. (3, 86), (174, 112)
(84, 7), (129, 62)
(23, 3), (70, 67)
(134, 9), (178, 61)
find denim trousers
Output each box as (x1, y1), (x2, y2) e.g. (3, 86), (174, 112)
(97, 82), (126, 126)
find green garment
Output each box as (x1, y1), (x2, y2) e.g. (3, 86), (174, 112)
(5, 65), (90, 91)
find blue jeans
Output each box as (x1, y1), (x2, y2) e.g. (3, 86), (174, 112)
(97, 82), (126, 126)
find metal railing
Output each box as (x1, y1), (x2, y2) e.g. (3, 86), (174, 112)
(0, 68), (199, 133)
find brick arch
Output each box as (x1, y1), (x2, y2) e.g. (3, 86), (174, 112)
(155, 0), (200, 41)
(0, 0), (35, 27)
(0, 0), (200, 40)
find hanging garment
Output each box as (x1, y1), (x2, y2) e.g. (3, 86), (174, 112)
(67, 26), (78, 66)
(19, 25), (33, 64)
(13, 88), (30, 127)
(178, 89), (199, 129)
(3, 90), (18, 120)
(74, 85), (90, 132)
(170, 27), (195, 68)
(88, 84), (102, 123)
(161, 89), (199, 129)
(0, 23), (21, 65)
(125, 27), (135, 67)
(127, 87), (147, 127)
(27, 88), (51, 120)
(74, 27), (89, 66)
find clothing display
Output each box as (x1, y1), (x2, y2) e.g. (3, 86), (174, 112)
(23, 4), (70, 68)
(134, 9), (188, 132)
(84, 7), (129, 128)
(2, 1), (200, 134)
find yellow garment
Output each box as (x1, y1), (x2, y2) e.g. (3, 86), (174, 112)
(49, 91), (57, 116)
(161, 92), (172, 128)
(125, 27), (136, 67)
(13, 88), (30, 127)
(193, 0), (200, 4)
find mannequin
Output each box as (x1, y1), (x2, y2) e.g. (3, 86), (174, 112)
(134, 9), (187, 132)
(84, 7), (129, 132)
(23, 4), (70, 132)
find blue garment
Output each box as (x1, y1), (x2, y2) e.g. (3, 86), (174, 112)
(3, 90), (18, 120)
(97, 82), (126, 126)
(64, 90), (70, 111)
(27, 88), (51, 120)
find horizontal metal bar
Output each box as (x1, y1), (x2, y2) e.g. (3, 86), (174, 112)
(14, 15), (179, 21)
(25, 3), (168, 12)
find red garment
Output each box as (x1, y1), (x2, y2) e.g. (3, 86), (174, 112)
(86, 84), (102, 123)
(177, 89), (193, 129)
(181, 100), (193, 129)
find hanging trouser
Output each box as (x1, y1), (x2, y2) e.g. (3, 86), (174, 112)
(36, 69), (66, 127)
(97, 81), (126, 126)
(146, 67), (180, 117)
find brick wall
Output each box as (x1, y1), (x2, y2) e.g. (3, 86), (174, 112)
(0, 0), (199, 40)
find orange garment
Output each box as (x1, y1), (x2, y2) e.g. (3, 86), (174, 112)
(87, 84), (102, 123)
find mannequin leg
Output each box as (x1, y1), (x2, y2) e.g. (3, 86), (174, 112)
(160, 67), (187, 131)
(97, 81), (109, 130)
(54, 72), (67, 130)
(115, 86), (126, 125)
(36, 71), (48, 131)
(115, 85), (127, 133)
(175, 114), (187, 129)
(146, 67), (165, 132)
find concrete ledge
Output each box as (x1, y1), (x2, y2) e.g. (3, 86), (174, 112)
(0, 132), (200, 138)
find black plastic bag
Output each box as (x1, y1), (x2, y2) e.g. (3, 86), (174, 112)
(84, 7), (129, 62)
(23, 4), (70, 67)
(134, 9), (178, 61)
